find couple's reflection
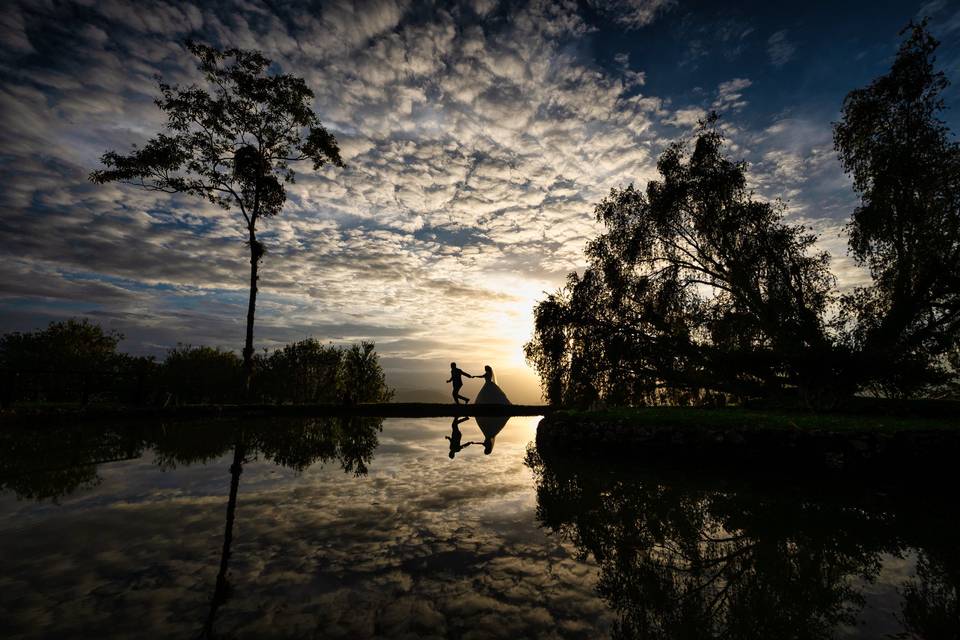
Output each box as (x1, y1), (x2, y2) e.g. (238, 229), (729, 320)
(446, 414), (509, 458)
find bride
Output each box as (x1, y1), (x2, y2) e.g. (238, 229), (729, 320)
(473, 365), (510, 405)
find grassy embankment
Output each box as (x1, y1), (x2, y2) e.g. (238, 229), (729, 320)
(554, 402), (960, 433)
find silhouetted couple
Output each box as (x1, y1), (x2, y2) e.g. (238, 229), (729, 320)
(446, 363), (511, 405)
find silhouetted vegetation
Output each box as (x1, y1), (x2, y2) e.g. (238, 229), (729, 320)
(253, 338), (342, 404)
(0, 319), (156, 406)
(526, 22), (959, 407)
(526, 115), (835, 407)
(162, 345), (242, 405)
(90, 42), (344, 393)
(339, 341), (395, 404)
(526, 446), (960, 640)
(0, 319), (392, 407)
(834, 20), (960, 398)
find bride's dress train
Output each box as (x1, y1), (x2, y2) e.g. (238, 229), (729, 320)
(475, 380), (510, 404)
(474, 370), (510, 405)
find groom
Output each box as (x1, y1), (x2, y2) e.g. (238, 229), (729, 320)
(446, 362), (473, 404)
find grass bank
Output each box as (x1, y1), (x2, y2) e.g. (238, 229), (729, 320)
(0, 402), (553, 425)
(554, 404), (960, 433)
(535, 403), (960, 475)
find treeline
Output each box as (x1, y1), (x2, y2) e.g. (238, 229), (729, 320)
(0, 318), (393, 407)
(525, 22), (960, 408)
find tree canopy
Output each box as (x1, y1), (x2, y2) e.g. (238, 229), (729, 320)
(834, 20), (960, 397)
(526, 116), (836, 406)
(527, 21), (959, 406)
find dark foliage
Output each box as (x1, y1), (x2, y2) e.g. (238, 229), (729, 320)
(161, 345), (243, 405)
(526, 448), (959, 640)
(834, 20), (960, 397)
(526, 116), (837, 406)
(90, 42), (343, 391)
(0, 319), (392, 407)
(252, 338), (394, 404)
(252, 338), (342, 404)
(0, 319), (125, 404)
(339, 341), (395, 404)
(528, 22), (960, 406)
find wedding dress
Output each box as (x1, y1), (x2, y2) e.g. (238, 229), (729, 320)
(472, 366), (510, 454)
(473, 367), (510, 405)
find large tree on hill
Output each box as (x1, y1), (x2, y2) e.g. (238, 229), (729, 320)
(525, 116), (837, 406)
(91, 42), (343, 393)
(834, 20), (960, 396)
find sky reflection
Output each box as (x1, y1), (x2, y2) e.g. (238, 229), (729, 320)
(0, 416), (954, 639)
(1, 417), (612, 639)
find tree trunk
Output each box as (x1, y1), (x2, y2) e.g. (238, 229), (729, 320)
(242, 228), (260, 398)
(202, 437), (245, 638)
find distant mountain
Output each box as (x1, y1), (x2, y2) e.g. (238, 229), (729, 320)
(391, 388), (452, 403)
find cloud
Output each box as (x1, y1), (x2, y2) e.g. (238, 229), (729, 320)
(713, 77), (753, 113)
(0, 0), (882, 395)
(767, 30), (796, 67)
(0, 0), (669, 397)
(586, 0), (675, 30)
(661, 107), (707, 128)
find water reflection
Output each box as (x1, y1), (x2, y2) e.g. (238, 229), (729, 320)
(445, 416), (477, 459)
(475, 415), (509, 455)
(441, 414), (511, 458)
(0, 416), (383, 638)
(1, 418), (955, 638)
(526, 447), (960, 639)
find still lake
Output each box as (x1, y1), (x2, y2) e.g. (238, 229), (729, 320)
(0, 416), (955, 639)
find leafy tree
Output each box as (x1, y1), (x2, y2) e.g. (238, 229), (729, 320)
(90, 42), (344, 393)
(253, 338), (342, 403)
(834, 20), (960, 397)
(0, 318), (124, 403)
(111, 353), (161, 406)
(339, 341), (395, 404)
(250, 338), (393, 404)
(526, 116), (836, 406)
(161, 344), (242, 404)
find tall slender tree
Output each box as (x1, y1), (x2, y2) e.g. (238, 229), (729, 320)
(91, 42), (343, 392)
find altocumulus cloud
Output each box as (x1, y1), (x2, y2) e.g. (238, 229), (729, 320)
(0, 0), (918, 398)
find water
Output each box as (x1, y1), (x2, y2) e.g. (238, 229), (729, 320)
(0, 416), (955, 639)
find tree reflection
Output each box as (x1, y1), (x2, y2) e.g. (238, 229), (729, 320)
(526, 447), (957, 640)
(0, 423), (145, 502)
(901, 548), (960, 638)
(176, 417), (383, 638)
(0, 415), (383, 638)
(202, 435), (246, 639)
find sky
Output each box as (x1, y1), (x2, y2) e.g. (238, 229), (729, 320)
(1, 0), (958, 403)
